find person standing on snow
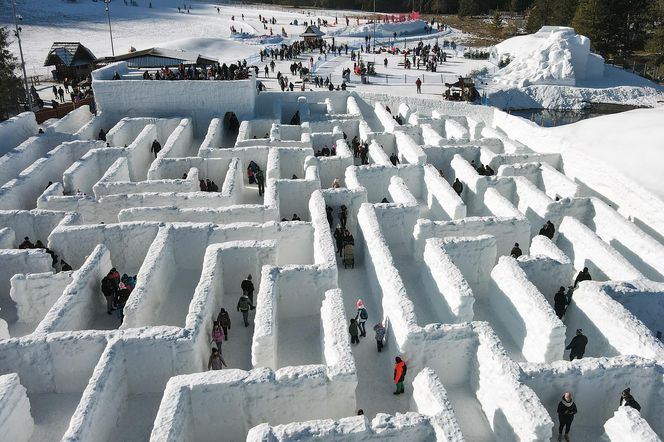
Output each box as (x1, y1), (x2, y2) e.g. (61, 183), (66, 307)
(619, 388), (641, 411)
(349, 318), (360, 344)
(237, 292), (254, 327)
(393, 356), (407, 395)
(557, 391), (577, 441)
(207, 348), (227, 370)
(211, 321), (225, 352)
(415, 78), (422, 94)
(217, 308), (231, 340)
(355, 299), (368, 337)
(510, 242), (522, 258)
(554, 286), (568, 319)
(565, 329), (588, 361)
(373, 322), (385, 352)
(101, 273), (116, 315)
(241, 274), (255, 304)
(452, 178), (463, 196)
(150, 139), (161, 158)
(573, 267), (592, 287)
(255, 169), (265, 197)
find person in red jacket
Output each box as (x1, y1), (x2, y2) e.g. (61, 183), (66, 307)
(393, 356), (407, 395)
(415, 78), (422, 94)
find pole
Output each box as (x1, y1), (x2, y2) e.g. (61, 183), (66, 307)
(104, 0), (115, 56)
(12, 0), (32, 111)
(373, 0), (376, 61)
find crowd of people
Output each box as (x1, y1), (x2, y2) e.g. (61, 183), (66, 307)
(18, 236), (65, 269)
(207, 274), (256, 370)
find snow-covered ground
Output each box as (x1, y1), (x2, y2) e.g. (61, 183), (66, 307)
(548, 106), (664, 200)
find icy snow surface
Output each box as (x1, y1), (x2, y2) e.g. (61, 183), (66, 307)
(0, 2), (663, 442)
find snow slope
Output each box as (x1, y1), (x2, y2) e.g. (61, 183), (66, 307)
(549, 106), (664, 201)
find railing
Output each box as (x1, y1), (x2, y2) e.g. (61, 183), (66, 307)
(34, 97), (94, 124)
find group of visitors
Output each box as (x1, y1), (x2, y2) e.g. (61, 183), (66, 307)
(470, 160), (495, 176)
(101, 268), (136, 321)
(199, 179), (219, 192)
(314, 144), (337, 157)
(555, 388), (641, 440)
(351, 136), (370, 165)
(246, 160), (266, 196)
(18, 236), (61, 269)
(207, 275), (256, 370)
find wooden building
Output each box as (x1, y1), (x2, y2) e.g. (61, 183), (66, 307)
(44, 42), (97, 82)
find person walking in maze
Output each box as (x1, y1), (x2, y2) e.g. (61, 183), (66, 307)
(619, 388), (641, 411)
(573, 267), (591, 288)
(207, 348), (227, 370)
(150, 139), (161, 158)
(211, 321), (225, 353)
(510, 242), (522, 258)
(393, 356), (407, 395)
(557, 391), (577, 441)
(217, 308), (231, 340)
(101, 273), (116, 315)
(565, 329), (588, 361)
(452, 178), (463, 196)
(241, 274), (255, 304)
(554, 286), (568, 319)
(334, 225), (345, 256)
(349, 318), (360, 344)
(237, 292), (254, 327)
(255, 169), (265, 197)
(339, 205), (348, 229)
(356, 299), (368, 337)
(373, 322), (385, 352)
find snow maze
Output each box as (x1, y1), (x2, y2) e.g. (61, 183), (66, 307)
(0, 64), (663, 442)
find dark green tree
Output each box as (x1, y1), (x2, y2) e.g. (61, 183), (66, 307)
(646, 0), (664, 61)
(0, 27), (25, 121)
(572, 0), (609, 52)
(458, 0), (481, 17)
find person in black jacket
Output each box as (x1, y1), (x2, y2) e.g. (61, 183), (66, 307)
(452, 178), (463, 196)
(554, 286), (568, 319)
(241, 275), (254, 304)
(150, 139), (161, 158)
(217, 308), (231, 341)
(557, 391), (577, 441)
(620, 388), (641, 411)
(566, 329), (588, 360)
(510, 242), (522, 258)
(574, 267), (591, 287)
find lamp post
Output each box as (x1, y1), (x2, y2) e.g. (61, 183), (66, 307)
(372, 0), (376, 60)
(104, 0), (115, 56)
(11, 0), (32, 111)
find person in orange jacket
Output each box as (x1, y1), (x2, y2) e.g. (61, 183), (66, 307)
(393, 356), (407, 395)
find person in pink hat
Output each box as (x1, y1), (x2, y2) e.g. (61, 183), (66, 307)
(355, 299), (368, 337)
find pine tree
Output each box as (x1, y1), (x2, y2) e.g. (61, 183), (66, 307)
(646, 0), (664, 61)
(0, 27), (25, 121)
(526, 0), (554, 31)
(572, 0), (608, 52)
(458, 0), (480, 17)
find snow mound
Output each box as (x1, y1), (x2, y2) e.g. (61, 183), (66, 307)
(330, 20), (431, 38)
(491, 26), (604, 87)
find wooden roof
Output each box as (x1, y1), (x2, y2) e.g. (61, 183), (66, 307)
(44, 42), (96, 67)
